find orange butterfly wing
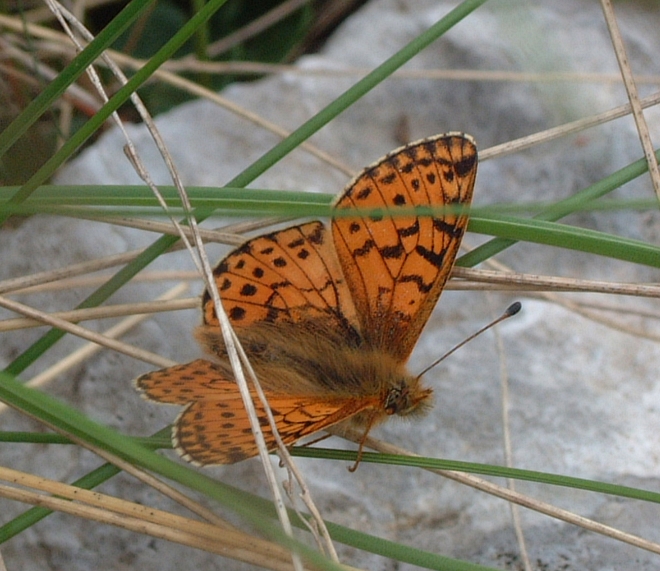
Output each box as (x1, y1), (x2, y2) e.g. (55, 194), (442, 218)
(201, 221), (358, 335)
(137, 359), (377, 464)
(332, 133), (477, 360)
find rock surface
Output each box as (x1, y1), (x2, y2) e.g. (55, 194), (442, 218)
(2, 0), (660, 569)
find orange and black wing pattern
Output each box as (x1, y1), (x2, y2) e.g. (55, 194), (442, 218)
(137, 359), (376, 464)
(201, 221), (359, 335)
(332, 133), (477, 361)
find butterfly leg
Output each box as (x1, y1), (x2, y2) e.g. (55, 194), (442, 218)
(347, 413), (378, 472)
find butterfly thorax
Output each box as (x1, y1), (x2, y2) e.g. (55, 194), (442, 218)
(196, 318), (433, 428)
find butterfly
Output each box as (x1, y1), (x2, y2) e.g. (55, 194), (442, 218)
(136, 133), (477, 467)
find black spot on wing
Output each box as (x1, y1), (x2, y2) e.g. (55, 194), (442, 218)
(380, 244), (404, 259)
(356, 186), (372, 200)
(399, 273), (434, 294)
(307, 224), (325, 244)
(228, 306), (246, 321)
(433, 218), (464, 238)
(240, 284), (257, 296)
(286, 237), (305, 249)
(397, 220), (419, 238)
(353, 238), (376, 257)
(380, 172), (397, 185)
(454, 153), (477, 177)
(415, 244), (446, 269)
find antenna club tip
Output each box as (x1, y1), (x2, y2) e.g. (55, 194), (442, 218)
(505, 301), (522, 317)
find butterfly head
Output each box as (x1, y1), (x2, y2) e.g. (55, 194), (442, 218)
(383, 377), (433, 418)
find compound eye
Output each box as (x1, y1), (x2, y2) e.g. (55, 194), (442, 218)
(384, 386), (406, 415)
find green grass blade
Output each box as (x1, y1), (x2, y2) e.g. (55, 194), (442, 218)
(0, 0), (154, 159)
(291, 448), (660, 504)
(459, 146), (660, 267)
(468, 214), (660, 268)
(225, 0), (490, 189)
(0, 0), (232, 227)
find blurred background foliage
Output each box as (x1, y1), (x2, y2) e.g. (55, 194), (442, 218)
(0, 0), (368, 184)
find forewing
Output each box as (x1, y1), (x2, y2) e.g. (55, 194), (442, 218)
(136, 359), (374, 464)
(332, 133), (477, 360)
(202, 221), (359, 334)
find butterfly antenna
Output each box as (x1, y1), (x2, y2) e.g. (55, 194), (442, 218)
(416, 302), (522, 380)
